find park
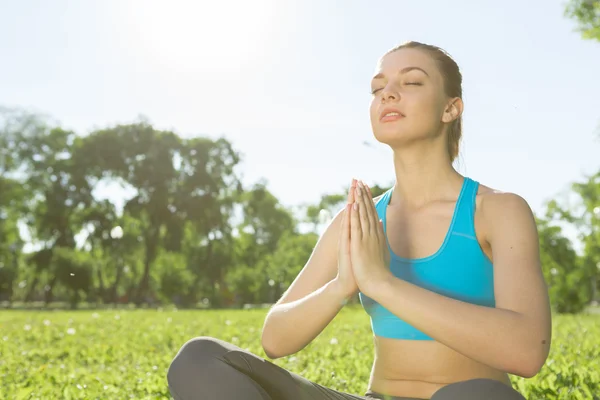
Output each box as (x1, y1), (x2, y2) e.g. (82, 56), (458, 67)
(1, 1), (600, 399)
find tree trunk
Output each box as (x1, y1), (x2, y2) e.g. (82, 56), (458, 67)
(44, 276), (58, 305)
(192, 240), (214, 302)
(110, 259), (124, 304)
(135, 228), (159, 305)
(24, 276), (39, 302)
(96, 261), (105, 303)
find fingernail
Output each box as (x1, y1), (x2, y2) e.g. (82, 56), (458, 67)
(353, 201), (358, 210)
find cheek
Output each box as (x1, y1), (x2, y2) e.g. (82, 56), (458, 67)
(407, 93), (444, 123)
(409, 89), (434, 109)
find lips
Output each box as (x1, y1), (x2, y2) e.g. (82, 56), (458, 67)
(379, 107), (405, 122)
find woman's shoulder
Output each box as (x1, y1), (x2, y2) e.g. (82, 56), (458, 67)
(475, 182), (536, 233)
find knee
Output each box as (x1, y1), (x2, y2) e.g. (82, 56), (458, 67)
(167, 337), (228, 386)
(173, 336), (229, 361)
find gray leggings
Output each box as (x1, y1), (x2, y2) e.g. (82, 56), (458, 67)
(167, 337), (526, 400)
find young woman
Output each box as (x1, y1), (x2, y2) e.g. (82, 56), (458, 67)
(167, 41), (552, 400)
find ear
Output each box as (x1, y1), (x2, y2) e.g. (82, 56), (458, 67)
(442, 97), (463, 124)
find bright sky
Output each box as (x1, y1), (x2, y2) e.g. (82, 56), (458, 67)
(1, 0), (599, 229)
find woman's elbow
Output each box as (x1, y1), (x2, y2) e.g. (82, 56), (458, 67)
(261, 335), (282, 359)
(260, 324), (286, 360)
(508, 346), (549, 378)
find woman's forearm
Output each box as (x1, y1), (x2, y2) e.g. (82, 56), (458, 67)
(365, 276), (548, 377)
(261, 279), (351, 359)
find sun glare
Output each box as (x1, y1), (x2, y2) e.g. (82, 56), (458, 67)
(124, 0), (280, 73)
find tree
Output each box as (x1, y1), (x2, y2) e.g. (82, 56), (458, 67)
(536, 216), (589, 313)
(51, 247), (94, 309)
(224, 181), (297, 305)
(75, 122), (242, 304)
(174, 136), (242, 307)
(0, 108), (94, 303)
(545, 171), (600, 309)
(565, 0), (600, 42)
(0, 175), (24, 304)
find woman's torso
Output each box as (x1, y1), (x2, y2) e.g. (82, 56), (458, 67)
(362, 178), (511, 399)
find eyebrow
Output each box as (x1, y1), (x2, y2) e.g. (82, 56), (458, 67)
(372, 66), (430, 80)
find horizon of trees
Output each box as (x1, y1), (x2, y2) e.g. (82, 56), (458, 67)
(0, 106), (598, 314)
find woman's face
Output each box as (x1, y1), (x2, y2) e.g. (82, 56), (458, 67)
(369, 48), (450, 148)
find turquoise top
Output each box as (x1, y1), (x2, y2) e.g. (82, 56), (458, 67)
(359, 177), (495, 340)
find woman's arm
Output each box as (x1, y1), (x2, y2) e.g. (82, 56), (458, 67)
(262, 184), (366, 359)
(355, 186), (552, 378)
(262, 277), (351, 359)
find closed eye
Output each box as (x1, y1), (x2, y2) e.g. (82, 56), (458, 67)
(370, 82), (422, 95)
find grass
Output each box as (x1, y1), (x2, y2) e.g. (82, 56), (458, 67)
(1, 305), (599, 399)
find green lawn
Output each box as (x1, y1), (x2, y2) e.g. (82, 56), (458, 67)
(1, 306), (598, 399)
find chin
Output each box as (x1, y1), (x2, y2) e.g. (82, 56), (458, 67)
(372, 128), (412, 147)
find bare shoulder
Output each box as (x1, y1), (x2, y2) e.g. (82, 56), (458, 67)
(477, 185), (534, 218)
(475, 184), (537, 241)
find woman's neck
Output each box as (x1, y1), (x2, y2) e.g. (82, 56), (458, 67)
(390, 146), (463, 209)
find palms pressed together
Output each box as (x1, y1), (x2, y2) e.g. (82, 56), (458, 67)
(338, 179), (392, 298)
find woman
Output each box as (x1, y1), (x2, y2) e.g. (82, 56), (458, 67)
(167, 41), (552, 400)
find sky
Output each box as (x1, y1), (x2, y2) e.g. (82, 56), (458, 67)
(1, 0), (599, 241)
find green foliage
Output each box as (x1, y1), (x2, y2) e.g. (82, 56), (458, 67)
(537, 217), (591, 313)
(51, 248), (94, 308)
(565, 0), (600, 42)
(0, 176), (22, 301)
(154, 251), (193, 304)
(238, 180), (296, 252)
(0, 308), (598, 399)
(226, 231), (319, 305)
(225, 262), (267, 305)
(1, 105), (598, 315)
(544, 171), (600, 309)
(0, 246), (18, 302)
(260, 230), (319, 296)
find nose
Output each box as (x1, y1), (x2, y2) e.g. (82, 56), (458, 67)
(380, 85), (399, 102)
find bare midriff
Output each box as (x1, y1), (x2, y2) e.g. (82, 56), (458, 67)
(367, 336), (512, 399)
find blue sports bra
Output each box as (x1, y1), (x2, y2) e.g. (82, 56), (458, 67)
(358, 177), (495, 340)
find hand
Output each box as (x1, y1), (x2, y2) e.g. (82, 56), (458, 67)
(334, 179), (359, 299)
(350, 180), (392, 296)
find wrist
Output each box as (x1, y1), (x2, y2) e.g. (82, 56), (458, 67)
(362, 272), (394, 298)
(328, 279), (355, 305)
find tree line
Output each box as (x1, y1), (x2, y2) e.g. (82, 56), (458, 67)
(0, 107), (598, 313)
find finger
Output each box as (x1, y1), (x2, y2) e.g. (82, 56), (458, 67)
(356, 182), (370, 235)
(378, 218), (390, 264)
(345, 179), (356, 237)
(365, 182), (372, 199)
(368, 183), (384, 239)
(347, 178), (356, 205)
(350, 196), (362, 242)
(362, 182), (378, 235)
(365, 183), (377, 212)
(377, 217), (385, 239)
(340, 204), (351, 255)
